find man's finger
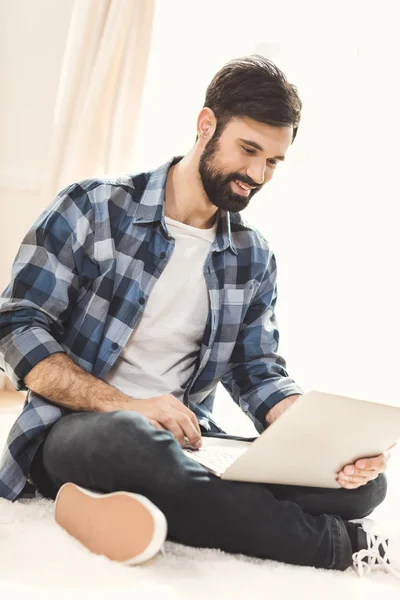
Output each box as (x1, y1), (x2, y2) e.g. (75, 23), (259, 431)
(157, 409), (202, 448)
(354, 454), (387, 472)
(184, 408), (202, 436)
(340, 466), (372, 480)
(166, 395), (202, 435)
(337, 471), (380, 487)
(157, 413), (187, 445)
(338, 471), (375, 483)
(337, 479), (369, 489)
(170, 408), (202, 447)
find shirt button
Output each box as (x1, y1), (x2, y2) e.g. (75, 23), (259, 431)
(139, 297), (145, 305)
(160, 252), (166, 259)
(111, 342), (119, 350)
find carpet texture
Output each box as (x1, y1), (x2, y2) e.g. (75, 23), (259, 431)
(1, 406), (400, 598)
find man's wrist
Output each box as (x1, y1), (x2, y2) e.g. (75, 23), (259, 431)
(265, 394), (301, 425)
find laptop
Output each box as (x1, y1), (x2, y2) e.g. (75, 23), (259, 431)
(182, 390), (400, 488)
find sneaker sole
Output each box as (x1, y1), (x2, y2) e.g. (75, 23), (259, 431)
(54, 482), (167, 565)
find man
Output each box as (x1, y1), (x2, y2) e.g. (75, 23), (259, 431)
(0, 55), (394, 574)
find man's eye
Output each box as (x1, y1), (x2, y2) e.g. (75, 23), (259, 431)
(268, 159), (277, 166)
(242, 147), (256, 155)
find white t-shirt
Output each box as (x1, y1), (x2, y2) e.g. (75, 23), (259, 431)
(105, 215), (218, 400)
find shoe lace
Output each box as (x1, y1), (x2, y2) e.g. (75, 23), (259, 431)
(352, 530), (400, 580)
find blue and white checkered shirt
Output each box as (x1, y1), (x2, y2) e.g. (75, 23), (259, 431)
(0, 156), (303, 501)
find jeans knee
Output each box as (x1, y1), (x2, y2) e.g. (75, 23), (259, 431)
(106, 410), (180, 453)
(350, 473), (388, 519)
(102, 409), (156, 446)
(42, 409), (182, 493)
(370, 473), (387, 509)
(96, 410), (188, 491)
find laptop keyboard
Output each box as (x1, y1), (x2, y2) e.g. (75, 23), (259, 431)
(182, 445), (246, 474)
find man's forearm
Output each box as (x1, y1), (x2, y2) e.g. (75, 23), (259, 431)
(265, 394), (301, 425)
(24, 352), (134, 413)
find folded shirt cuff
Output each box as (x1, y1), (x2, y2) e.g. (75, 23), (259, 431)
(252, 383), (304, 433)
(3, 327), (66, 391)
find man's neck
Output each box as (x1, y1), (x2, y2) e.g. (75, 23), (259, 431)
(165, 152), (218, 230)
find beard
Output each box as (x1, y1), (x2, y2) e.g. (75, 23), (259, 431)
(198, 134), (260, 214)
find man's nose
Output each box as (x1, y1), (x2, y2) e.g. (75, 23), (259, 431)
(246, 163), (266, 187)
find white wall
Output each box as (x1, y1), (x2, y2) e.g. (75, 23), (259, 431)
(0, 0), (74, 293)
(0, 0), (398, 425)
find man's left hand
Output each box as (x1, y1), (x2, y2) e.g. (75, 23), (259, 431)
(336, 443), (397, 489)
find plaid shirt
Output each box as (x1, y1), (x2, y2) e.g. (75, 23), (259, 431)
(0, 156), (303, 501)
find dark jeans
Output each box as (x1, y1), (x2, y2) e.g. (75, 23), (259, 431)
(29, 410), (387, 571)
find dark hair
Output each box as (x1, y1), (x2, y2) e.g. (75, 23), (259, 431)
(200, 54), (302, 143)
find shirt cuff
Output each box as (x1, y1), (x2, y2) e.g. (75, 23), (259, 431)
(3, 327), (66, 391)
(253, 384), (304, 433)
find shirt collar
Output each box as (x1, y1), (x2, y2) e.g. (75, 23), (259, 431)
(131, 156), (238, 256)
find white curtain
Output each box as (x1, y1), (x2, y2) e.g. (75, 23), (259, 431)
(39, 0), (155, 206)
(1, 0), (154, 393)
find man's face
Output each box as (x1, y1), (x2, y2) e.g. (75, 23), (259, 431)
(198, 116), (293, 213)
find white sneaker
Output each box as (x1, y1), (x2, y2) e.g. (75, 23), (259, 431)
(350, 518), (400, 580)
(54, 482), (167, 565)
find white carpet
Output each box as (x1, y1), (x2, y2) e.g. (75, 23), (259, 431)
(1, 407), (400, 599)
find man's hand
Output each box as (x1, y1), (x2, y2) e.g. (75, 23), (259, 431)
(264, 392), (397, 490)
(129, 394), (202, 449)
(265, 394), (301, 425)
(23, 354), (202, 448)
(336, 442), (397, 489)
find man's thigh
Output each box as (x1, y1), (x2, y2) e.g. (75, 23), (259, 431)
(31, 409), (195, 498)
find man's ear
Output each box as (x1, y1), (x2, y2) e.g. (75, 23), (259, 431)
(197, 107), (216, 140)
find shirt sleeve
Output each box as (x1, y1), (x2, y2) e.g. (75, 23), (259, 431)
(220, 250), (304, 434)
(0, 182), (96, 391)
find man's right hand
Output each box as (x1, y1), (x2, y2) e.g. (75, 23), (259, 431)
(23, 354), (202, 448)
(128, 394), (202, 449)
